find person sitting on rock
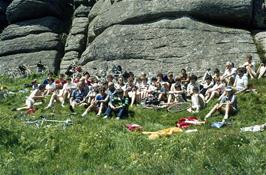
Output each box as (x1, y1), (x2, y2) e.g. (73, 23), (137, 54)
(242, 54), (256, 79)
(257, 61), (266, 79)
(204, 86), (238, 122)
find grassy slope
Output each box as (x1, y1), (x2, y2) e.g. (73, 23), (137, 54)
(0, 75), (266, 175)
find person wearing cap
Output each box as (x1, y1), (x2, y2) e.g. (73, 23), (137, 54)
(103, 89), (130, 120)
(187, 87), (205, 113)
(204, 86), (238, 122)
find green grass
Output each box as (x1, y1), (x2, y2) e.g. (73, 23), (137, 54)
(0, 75), (266, 175)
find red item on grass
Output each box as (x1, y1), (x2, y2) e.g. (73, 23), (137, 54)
(126, 124), (143, 132)
(176, 116), (204, 129)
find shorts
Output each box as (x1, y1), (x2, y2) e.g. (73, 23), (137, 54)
(26, 98), (35, 108)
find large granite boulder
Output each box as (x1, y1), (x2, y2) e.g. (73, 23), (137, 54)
(0, 0), (12, 29)
(0, 50), (63, 73)
(80, 17), (260, 74)
(6, 0), (73, 23)
(254, 31), (266, 61)
(0, 16), (64, 40)
(80, 0), (265, 74)
(88, 0), (265, 41)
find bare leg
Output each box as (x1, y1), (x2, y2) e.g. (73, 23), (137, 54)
(130, 91), (136, 106)
(204, 103), (220, 120)
(167, 94), (173, 104)
(96, 103), (104, 116)
(206, 91), (218, 103)
(222, 102), (231, 122)
(45, 93), (57, 109)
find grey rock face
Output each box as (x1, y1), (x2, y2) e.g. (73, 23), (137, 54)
(0, 50), (62, 73)
(0, 16), (64, 40)
(88, 0), (265, 41)
(80, 17), (260, 74)
(0, 32), (63, 57)
(254, 31), (266, 60)
(6, 0), (72, 23)
(74, 4), (91, 17)
(0, 0), (11, 29)
(60, 4), (89, 72)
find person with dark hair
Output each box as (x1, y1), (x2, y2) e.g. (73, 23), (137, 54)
(103, 89), (130, 120)
(186, 74), (200, 98)
(187, 87), (205, 113)
(231, 68), (248, 94)
(167, 82), (185, 104)
(200, 75), (214, 95)
(43, 72), (54, 85)
(180, 69), (190, 87)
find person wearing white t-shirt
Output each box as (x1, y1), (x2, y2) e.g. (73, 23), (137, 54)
(233, 68), (248, 93)
(222, 61), (237, 83)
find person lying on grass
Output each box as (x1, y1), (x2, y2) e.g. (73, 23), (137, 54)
(16, 84), (46, 111)
(103, 89), (130, 120)
(204, 86), (238, 122)
(187, 87), (205, 113)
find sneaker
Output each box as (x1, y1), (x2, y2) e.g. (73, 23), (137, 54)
(69, 105), (75, 113)
(116, 117), (120, 120)
(61, 103), (65, 108)
(103, 115), (109, 119)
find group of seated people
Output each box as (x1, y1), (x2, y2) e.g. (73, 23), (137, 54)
(15, 55), (266, 121)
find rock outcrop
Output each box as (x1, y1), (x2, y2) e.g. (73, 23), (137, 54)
(0, 0), (266, 74)
(80, 17), (260, 73)
(0, 0), (73, 74)
(0, 0), (12, 30)
(60, 1), (90, 72)
(80, 0), (266, 74)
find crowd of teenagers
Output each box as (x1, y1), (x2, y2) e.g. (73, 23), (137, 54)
(15, 55), (266, 121)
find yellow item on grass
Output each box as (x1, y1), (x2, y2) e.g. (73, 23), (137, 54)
(142, 127), (183, 140)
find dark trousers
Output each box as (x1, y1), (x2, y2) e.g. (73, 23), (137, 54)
(104, 107), (128, 118)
